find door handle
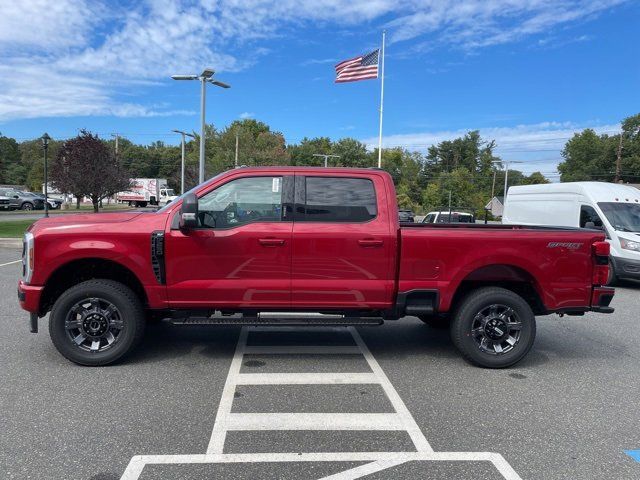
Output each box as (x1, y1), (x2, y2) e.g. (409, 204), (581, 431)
(259, 238), (285, 247)
(358, 238), (383, 248)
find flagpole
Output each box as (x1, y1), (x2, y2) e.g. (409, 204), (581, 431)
(377, 30), (386, 169)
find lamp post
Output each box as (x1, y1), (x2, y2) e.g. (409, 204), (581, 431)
(172, 130), (195, 194)
(171, 68), (230, 184)
(41, 133), (51, 218)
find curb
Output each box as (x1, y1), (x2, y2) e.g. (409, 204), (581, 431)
(0, 238), (22, 248)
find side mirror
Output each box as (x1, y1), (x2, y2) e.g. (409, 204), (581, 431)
(179, 192), (199, 230)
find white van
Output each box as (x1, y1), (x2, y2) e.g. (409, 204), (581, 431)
(503, 182), (640, 283)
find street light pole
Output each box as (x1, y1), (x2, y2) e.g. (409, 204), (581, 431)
(41, 133), (51, 218)
(172, 130), (195, 194)
(312, 153), (340, 168)
(171, 69), (230, 184)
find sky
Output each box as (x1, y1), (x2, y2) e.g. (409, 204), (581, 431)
(0, 0), (638, 178)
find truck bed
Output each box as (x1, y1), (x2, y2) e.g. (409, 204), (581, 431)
(398, 224), (606, 313)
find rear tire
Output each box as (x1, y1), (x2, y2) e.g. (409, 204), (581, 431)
(49, 280), (145, 366)
(21, 202), (34, 210)
(450, 287), (536, 368)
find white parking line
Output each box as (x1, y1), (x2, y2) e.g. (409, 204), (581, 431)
(120, 325), (523, 480)
(236, 372), (378, 385)
(0, 259), (21, 267)
(244, 345), (361, 354)
(226, 412), (406, 431)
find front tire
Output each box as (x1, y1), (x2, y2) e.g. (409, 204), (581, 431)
(450, 287), (536, 368)
(49, 280), (145, 366)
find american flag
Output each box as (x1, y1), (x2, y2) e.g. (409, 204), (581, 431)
(335, 49), (379, 83)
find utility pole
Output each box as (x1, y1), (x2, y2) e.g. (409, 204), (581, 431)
(312, 153), (340, 168)
(111, 133), (119, 156)
(614, 132), (624, 183)
(235, 130), (239, 168)
(491, 170), (497, 199)
(172, 130), (195, 194)
(502, 160), (523, 196)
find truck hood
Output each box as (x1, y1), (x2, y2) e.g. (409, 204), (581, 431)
(28, 212), (147, 233)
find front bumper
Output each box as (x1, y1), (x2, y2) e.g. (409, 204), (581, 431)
(612, 255), (640, 280)
(18, 280), (43, 314)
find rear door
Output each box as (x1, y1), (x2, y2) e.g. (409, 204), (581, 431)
(291, 172), (396, 310)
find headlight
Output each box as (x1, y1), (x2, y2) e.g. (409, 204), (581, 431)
(620, 237), (640, 252)
(22, 232), (34, 284)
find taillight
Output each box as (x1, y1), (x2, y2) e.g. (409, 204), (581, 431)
(592, 241), (610, 257)
(592, 241), (610, 286)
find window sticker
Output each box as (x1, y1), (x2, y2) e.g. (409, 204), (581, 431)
(272, 177), (281, 193)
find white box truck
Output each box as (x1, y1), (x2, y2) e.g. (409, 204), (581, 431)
(116, 178), (177, 207)
(503, 182), (640, 283)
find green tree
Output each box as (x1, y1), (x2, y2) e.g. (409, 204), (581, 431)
(0, 134), (21, 184)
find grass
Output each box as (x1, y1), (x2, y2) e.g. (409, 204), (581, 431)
(1, 203), (133, 215)
(0, 220), (36, 238)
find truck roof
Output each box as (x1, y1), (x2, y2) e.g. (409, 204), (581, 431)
(230, 166), (385, 175)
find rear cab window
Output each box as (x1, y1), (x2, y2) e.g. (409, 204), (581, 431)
(297, 177), (377, 223)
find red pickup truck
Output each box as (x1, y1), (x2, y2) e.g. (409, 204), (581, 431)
(18, 167), (614, 368)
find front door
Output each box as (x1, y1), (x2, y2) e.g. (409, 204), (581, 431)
(165, 175), (293, 309)
(291, 173), (396, 310)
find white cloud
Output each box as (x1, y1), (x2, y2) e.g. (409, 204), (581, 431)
(362, 121), (621, 175)
(239, 112), (255, 119)
(0, 0), (629, 121)
(387, 0), (627, 49)
(0, 0), (103, 51)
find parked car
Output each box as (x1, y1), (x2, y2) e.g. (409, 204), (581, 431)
(503, 182), (640, 283)
(422, 210), (476, 224)
(398, 209), (415, 222)
(0, 194), (11, 210)
(19, 167), (614, 368)
(0, 188), (45, 210)
(21, 192), (62, 209)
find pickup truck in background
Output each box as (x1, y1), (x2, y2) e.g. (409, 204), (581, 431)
(18, 167), (615, 368)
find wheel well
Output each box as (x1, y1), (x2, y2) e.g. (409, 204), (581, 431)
(451, 264), (545, 315)
(39, 258), (147, 315)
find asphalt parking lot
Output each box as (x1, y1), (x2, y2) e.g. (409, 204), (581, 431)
(1, 245), (639, 480)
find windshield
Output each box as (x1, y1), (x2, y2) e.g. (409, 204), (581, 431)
(598, 202), (640, 232)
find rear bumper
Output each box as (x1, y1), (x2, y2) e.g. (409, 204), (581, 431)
(590, 286), (615, 313)
(612, 255), (640, 280)
(18, 281), (43, 314)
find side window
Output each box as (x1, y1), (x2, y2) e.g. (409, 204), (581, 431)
(197, 176), (283, 228)
(580, 205), (603, 228)
(300, 177), (377, 222)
